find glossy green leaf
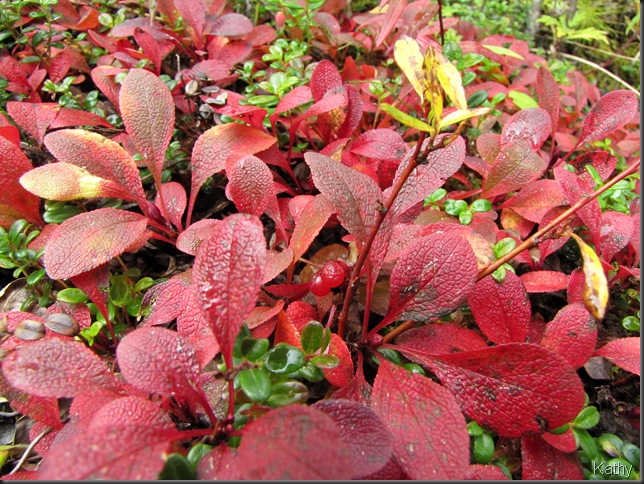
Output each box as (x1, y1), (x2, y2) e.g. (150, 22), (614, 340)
(473, 433), (495, 464)
(263, 343), (306, 374)
(159, 453), (195, 480)
(266, 380), (309, 407)
(310, 354), (340, 369)
(573, 406), (600, 429)
(238, 368), (272, 402)
(56, 288), (89, 304)
(300, 321), (325, 355)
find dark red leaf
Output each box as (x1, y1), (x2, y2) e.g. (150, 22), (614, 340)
(69, 263), (111, 324)
(188, 124), (276, 223)
(305, 152), (382, 245)
(310, 60), (342, 102)
(464, 464), (509, 480)
(237, 405), (353, 480)
(521, 435), (584, 479)
(501, 107), (551, 150)
(476, 132), (500, 163)
(519, 271), (570, 293)
(208, 13), (253, 37)
(336, 84), (363, 138)
(120, 69), (175, 184)
(482, 140), (546, 199)
(395, 323), (488, 356)
(350, 128), (407, 160)
(44, 208), (148, 279)
(540, 303), (597, 369)
(1, 338), (120, 397)
(577, 90), (639, 146)
(0, 136), (42, 227)
(44, 129), (147, 208)
(314, 399), (393, 479)
(575, 151), (618, 185)
(193, 214), (266, 365)
(500, 179), (566, 223)
(400, 343), (585, 437)
(370, 359), (469, 480)
(290, 92), (347, 136)
(599, 211), (634, 261)
(225, 155), (274, 217)
(386, 233), (477, 325)
(536, 66), (560, 137)
(537, 206), (580, 261)
(196, 445), (241, 480)
(593, 337), (640, 375)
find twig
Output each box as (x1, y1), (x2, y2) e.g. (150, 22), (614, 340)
(10, 427), (52, 474)
(558, 52), (640, 96)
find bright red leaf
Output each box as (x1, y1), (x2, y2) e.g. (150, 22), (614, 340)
(500, 179), (566, 223)
(521, 435), (584, 480)
(540, 303), (597, 369)
(177, 289), (220, 369)
(226, 155), (274, 217)
(395, 323), (488, 356)
(288, 194), (334, 263)
(482, 140), (546, 199)
(536, 66), (560, 138)
(599, 211), (634, 261)
(310, 59), (342, 102)
(44, 208), (149, 279)
(576, 90), (639, 147)
(322, 333), (354, 388)
(156, 182), (187, 231)
(237, 405), (354, 480)
(519, 270), (570, 293)
(371, 359), (469, 480)
(593, 337), (640, 375)
(501, 107), (551, 150)
(350, 129), (407, 160)
(0, 136), (42, 227)
(0, 373), (62, 429)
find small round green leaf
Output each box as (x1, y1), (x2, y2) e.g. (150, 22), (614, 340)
(471, 199), (492, 212)
(238, 367), (272, 402)
(300, 321), (325, 355)
(574, 406), (600, 429)
(187, 443), (213, 468)
(159, 453), (195, 480)
(263, 343), (306, 374)
(310, 354), (340, 369)
(473, 433), (495, 464)
(467, 421), (484, 436)
(240, 337), (270, 362)
(621, 443), (640, 467)
(597, 433), (624, 457)
(402, 363), (425, 375)
(266, 380), (309, 407)
(56, 288), (88, 304)
(298, 362), (325, 382)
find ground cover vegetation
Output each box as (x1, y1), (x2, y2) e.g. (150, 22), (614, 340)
(0, 0), (640, 480)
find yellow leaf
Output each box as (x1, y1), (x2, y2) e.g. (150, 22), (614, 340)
(439, 107), (491, 129)
(380, 103), (435, 133)
(433, 50), (467, 110)
(482, 44), (524, 60)
(421, 46), (443, 122)
(569, 233), (609, 319)
(20, 164), (122, 201)
(394, 36), (425, 104)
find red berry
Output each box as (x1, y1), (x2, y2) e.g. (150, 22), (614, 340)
(318, 260), (349, 289)
(310, 272), (331, 297)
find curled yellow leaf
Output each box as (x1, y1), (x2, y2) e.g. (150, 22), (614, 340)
(569, 233), (609, 319)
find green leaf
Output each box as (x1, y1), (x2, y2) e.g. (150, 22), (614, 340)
(56, 288), (89, 304)
(621, 443), (640, 467)
(187, 444), (213, 468)
(158, 453), (195, 480)
(493, 237), (517, 258)
(380, 103), (435, 133)
(573, 428), (598, 459)
(263, 343), (306, 374)
(238, 367), (272, 402)
(467, 90), (489, 108)
(298, 362), (325, 382)
(266, 380), (309, 407)
(310, 354), (340, 369)
(240, 337), (270, 362)
(573, 406), (600, 429)
(26, 269), (46, 286)
(300, 321), (325, 355)
(508, 91), (539, 109)
(109, 275), (132, 306)
(597, 433), (624, 457)
(402, 363), (425, 375)
(133, 277), (155, 292)
(471, 199), (492, 212)
(473, 433), (495, 464)
(467, 421), (484, 436)
(482, 44), (524, 59)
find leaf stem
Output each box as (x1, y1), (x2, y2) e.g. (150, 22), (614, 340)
(382, 320), (415, 344)
(477, 159), (641, 281)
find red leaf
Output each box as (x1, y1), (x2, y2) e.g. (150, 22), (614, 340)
(375, 0), (408, 47)
(577, 90), (639, 146)
(263, 248), (293, 284)
(290, 92), (347, 136)
(536, 66), (560, 137)
(44, 129), (147, 208)
(310, 60), (343, 102)
(323, 333), (354, 388)
(6, 102), (57, 144)
(188, 123), (276, 223)
(575, 151), (618, 185)
(370, 359), (469, 480)
(540, 427), (578, 453)
(500, 179), (566, 223)
(196, 445), (241, 480)
(350, 129), (407, 160)
(336, 84), (363, 138)
(237, 405), (354, 480)
(0, 136), (42, 227)
(476, 132), (501, 163)
(177, 290), (220, 369)
(468, 272), (530, 344)
(482, 140), (546, 199)
(519, 270), (570, 293)
(156, 181), (187, 230)
(1, 338), (120, 397)
(288, 194), (334, 262)
(271, 85), (312, 121)
(593, 337), (640, 375)
(208, 13), (253, 37)
(599, 211), (634, 261)
(44, 208), (149, 279)
(0, 373), (62, 429)
(90, 66), (124, 110)
(120, 69), (175, 183)
(500, 107), (551, 150)
(314, 399), (393, 479)
(464, 464), (509, 480)
(48, 107), (112, 130)
(175, 0), (206, 47)
(193, 214), (266, 365)
(37, 397), (189, 480)
(540, 303), (597, 369)
(395, 323), (488, 356)
(521, 435), (584, 479)
(69, 263), (111, 324)
(305, 152), (383, 245)
(117, 327), (202, 399)
(386, 233), (477, 324)
(400, 343), (585, 437)
(225, 155), (274, 216)
(176, 219), (220, 256)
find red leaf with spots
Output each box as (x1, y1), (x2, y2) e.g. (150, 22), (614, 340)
(536, 66), (560, 137)
(314, 399), (393, 479)
(156, 182), (187, 230)
(0, 136), (42, 227)
(176, 219), (220, 256)
(193, 214), (266, 366)
(395, 323), (488, 356)
(1, 338), (120, 397)
(385, 233), (477, 325)
(519, 271), (570, 293)
(350, 129), (407, 160)
(44, 208), (149, 279)
(540, 427), (578, 453)
(501, 108), (551, 150)
(468, 272), (531, 344)
(225, 155), (274, 216)
(370, 359), (469, 480)
(599, 211), (633, 261)
(288, 194), (334, 262)
(540, 303), (597, 369)
(310, 60), (342, 102)
(593, 337), (640, 375)
(482, 140), (546, 199)
(500, 179), (566, 223)
(188, 123), (276, 223)
(119, 69), (175, 184)
(465, 464), (509, 480)
(305, 152), (382, 244)
(576, 90), (639, 146)
(397, 343), (585, 437)
(196, 445), (241, 480)
(521, 435), (584, 480)
(237, 405), (353, 480)
(44, 129), (147, 208)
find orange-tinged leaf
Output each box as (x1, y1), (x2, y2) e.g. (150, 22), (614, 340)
(44, 208), (149, 279)
(375, 0), (408, 47)
(288, 194), (334, 262)
(120, 68), (175, 183)
(568, 233), (608, 319)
